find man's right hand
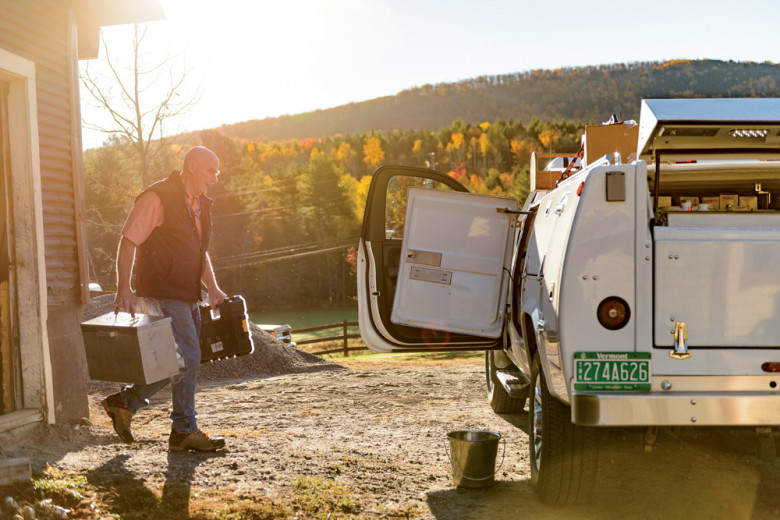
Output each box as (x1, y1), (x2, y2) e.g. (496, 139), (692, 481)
(115, 236), (138, 317)
(115, 286), (136, 317)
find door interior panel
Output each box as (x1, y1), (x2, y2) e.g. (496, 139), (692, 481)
(361, 165), (501, 350)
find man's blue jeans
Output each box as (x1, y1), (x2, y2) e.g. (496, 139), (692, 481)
(120, 299), (201, 434)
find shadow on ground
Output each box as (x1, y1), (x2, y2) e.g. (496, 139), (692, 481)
(86, 450), (226, 518)
(428, 426), (780, 520)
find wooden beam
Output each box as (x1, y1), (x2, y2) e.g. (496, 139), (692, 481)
(0, 458), (31, 486)
(1, 281), (11, 413)
(0, 409), (43, 434)
(68, 10), (90, 305)
(0, 43), (55, 423)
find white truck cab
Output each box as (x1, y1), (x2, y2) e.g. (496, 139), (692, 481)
(357, 98), (780, 504)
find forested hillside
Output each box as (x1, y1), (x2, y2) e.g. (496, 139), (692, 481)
(84, 59), (779, 312)
(220, 60), (780, 142)
(86, 118), (583, 310)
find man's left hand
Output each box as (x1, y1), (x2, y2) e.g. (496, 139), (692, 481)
(208, 286), (227, 308)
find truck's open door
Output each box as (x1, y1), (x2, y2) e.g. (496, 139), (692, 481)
(358, 165), (519, 353)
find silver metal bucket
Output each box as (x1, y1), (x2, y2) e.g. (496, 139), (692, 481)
(445, 430), (503, 488)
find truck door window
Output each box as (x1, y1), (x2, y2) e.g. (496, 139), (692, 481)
(385, 176), (452, 240)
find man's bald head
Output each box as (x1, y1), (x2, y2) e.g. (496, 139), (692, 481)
(183, 146), (219, 175)
(181, 146), (220, 196)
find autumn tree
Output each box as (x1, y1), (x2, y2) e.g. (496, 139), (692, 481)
(538, 128), (560, 150)
(341, 174), (373, 222)
(450, 132), (465, 164)
(412, 138), (423, 166)
(332, 141), (358, 174)
(299, 154), (359, 305)
(510, 138), (534, 167)
(301, 155), (355, 237)
(363, 136), (385, 171)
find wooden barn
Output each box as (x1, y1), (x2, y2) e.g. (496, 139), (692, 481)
(0, 0), (163, 441)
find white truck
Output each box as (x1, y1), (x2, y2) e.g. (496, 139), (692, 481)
(357, 98), (780, 504)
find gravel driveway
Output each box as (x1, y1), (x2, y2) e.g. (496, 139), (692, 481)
(5, 354), (780, 519)
(3, 295), (780, 519)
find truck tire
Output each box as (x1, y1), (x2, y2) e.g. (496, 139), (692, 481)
(529, 355), (599, 504)
(485, 351), (526, 413)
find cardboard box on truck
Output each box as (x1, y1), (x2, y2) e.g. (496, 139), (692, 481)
(701, 196), (720, 210)
(584, 123), (639, 166)
(739, 195), (758, 211)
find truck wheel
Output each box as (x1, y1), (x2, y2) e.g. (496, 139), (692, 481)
(485, 351), (526, 413)
(529, 355), (599, 504)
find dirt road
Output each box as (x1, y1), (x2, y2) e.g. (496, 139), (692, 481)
(6, 353), (780, 519)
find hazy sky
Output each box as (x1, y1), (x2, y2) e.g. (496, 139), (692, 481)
(79, 0), (780, 148)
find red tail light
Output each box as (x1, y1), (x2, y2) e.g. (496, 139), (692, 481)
(597, 297), (631, 330)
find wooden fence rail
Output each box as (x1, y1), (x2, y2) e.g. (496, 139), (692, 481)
(294, 320), (365, 357)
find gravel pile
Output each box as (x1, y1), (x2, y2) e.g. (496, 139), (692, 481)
(83, 294), (343, 386)
(198, 321), (342, 383)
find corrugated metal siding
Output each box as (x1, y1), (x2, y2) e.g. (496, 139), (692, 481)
(0, 1), (83, 305)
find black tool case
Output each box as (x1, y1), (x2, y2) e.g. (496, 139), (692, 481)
(199, 295), (255, 363)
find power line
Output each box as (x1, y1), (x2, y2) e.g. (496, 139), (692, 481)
(211, 176), (301, 199)
(213, 241), (356, 271)
(212, 175), (355, 201)
(211, 195), (353, 219)
(88, 171), (357, 210)
(213, 238), (356, 264)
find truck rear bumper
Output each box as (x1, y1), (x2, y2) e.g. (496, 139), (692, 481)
(572, 393), (780, 426)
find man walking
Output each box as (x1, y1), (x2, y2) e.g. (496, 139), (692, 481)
(102, 146), (227, 452)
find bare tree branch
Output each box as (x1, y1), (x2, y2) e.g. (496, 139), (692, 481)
(80, 23), (201, 187)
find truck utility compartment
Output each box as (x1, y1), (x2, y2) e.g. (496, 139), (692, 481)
(654, 217), (780, 347)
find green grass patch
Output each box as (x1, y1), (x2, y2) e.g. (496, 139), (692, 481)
(5, 465), (298, 520)
(211, 499), (292, 520)
(291, 476), (361, 518)
(249, 306), (358, 342)
(32, 465), (88, 508)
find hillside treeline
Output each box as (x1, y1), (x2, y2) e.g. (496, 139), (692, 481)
(85, 117), (585, 311)
(220, 60), (780, 142)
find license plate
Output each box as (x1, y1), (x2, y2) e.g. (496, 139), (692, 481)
(573, 352), (651, 391)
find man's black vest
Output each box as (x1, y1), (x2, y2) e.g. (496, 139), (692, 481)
(135, 172), (213, 302)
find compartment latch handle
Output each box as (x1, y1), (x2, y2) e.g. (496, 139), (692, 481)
(670, 321), (691, 359)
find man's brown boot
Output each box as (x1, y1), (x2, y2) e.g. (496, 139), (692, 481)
(168, 429), (225, 452)
(102, 392), (134, 443)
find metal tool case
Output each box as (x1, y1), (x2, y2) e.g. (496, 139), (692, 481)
(81, 312), (179, 384)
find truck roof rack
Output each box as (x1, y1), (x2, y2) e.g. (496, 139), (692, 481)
(529, 151), (582, 192)
(638, 98), (780, 162)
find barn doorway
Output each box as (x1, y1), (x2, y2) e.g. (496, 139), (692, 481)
(0, 80), (19, 416)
